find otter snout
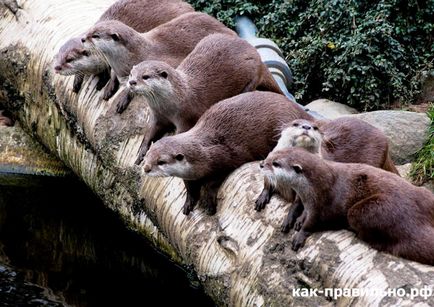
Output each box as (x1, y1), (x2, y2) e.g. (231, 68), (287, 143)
(259, 161), (264, 168)
(143, 163), (151, 173)
(54, 65), (62, 72)
(302, 124), (311, 130)
(129, 80), (137, 86)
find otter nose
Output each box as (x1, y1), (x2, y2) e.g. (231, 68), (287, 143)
(81, 37), (86, 43)
(129, 80), (137, 86)
(143, 164), (151, 173)
(54, 65), (62, 72)
(302, 124), (311, 130)
(259, 161), (264, 169)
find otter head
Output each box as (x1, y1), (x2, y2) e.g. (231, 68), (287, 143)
(261, 148), (310, 191)
(82, 20), (142, 76)
(142, 135), (206, 180)
(128, 61), (173, 98)
(53, 37), (104, 75)
(274, 119), (322, 154)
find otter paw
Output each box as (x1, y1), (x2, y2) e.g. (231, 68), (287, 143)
(182, 203), (193, 215)
(204, 204), (217, 216)
(254, 196), (267, 212)
(116, 92), (131, 114)
(294, 215), (306, 231)
(291, 233), (306, 251)
(280, 221), (291, 233)
(72, 75), (83, 93)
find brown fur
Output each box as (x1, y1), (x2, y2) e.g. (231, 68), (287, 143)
(129, 34), (283, 163)
(82, 13), (236, 99)
(255, 117), (399, 214)
(263, 148), (434, 265)
(54, 0), (194, 93)
(143, 91), (313, 215)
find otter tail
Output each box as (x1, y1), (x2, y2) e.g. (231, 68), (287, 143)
(256, 65), (284, 95)
(383, 147), (400, 176)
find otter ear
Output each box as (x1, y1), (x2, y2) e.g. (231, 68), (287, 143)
(292, 164), (303, 174)
(111, 33), (120, 41)
(159, 71), (168, 78)
(175, 153), (184, 161)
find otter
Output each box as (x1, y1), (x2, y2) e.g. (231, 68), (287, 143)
(262, 147), (434, 265)
(53, 0), (194, 93)
(142, 91), (313, 216)
(127, 33), (283, 164)
(0, 110), (13, 127)
(81, 12), (236, 100)
(255, 117), (399, 225)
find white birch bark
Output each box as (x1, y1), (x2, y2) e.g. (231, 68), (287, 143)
(1, 1), (433, 306)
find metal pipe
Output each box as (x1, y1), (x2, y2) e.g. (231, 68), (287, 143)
(235, 16), (324, 119)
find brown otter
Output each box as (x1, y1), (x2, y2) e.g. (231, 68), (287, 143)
(127, 33), (283, 164)
(142, 91), (313, 216)
(262, 147), (434, 265)
(0, 110), (14, 127)
(82, 12), (236, 100)
(53, 0), (194, 93)
(255, 117), (400, 223)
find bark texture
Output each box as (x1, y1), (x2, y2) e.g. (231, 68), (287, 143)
(1, 1), (433, 306)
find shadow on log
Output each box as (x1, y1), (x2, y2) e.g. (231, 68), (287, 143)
(0, 1), (433, 305)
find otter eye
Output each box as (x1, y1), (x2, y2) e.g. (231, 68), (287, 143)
(81, 50), (89, 56)
(175, 154), (184, 161)
(272, 161), (281, 168)
(65, 58), (73, 63)
(292, 123), (299, 127)
(313, 126), (319, 131)
(91, 34), (100, 39)
(293, 165), (303, 174)
(157, 160), (166, 166)
(111, 33), (120, 41)
(143, 75), (150, 80)
(160, 71), (168, 78)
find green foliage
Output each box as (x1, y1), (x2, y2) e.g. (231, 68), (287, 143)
(410, 104), (434, 184)
(188, 0), (434, 110)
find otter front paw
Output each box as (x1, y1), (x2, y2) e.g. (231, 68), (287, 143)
(72, 75), (84, 93)
(280, 220), (291, 233)
(254, 191), (270, 212)
(294, 214), (306, 231)
(182, 200), (194, 215)
(135, 147), (148, 165)
(116, 90), (132, 114)
(102, 78), (119, 100)
(292, 232), (307, 251)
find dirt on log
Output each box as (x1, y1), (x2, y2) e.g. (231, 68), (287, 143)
(0, 1), (433, 306)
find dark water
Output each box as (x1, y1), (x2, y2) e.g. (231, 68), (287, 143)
(0, 174), (215, 307)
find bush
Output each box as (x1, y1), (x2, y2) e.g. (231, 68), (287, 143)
(410, 104), (433, 184)
(188, 0), (434, 111)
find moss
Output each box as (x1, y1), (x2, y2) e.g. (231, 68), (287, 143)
(410, 103), (434, 184)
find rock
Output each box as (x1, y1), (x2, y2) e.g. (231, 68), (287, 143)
(395, 163), (412, 180)
(350, 111), (430, 164)
(0, 124), (71, 185)
(304, 99), (358, 119)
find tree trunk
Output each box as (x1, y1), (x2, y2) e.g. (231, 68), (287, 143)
(1, 1), (433, 306)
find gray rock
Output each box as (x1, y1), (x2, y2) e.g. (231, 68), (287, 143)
(305, 99), (358, 119)
(350, 111), (430, 164)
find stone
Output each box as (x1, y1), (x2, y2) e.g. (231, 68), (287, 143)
(350, 111), (430, 164)
(304, 99), (358, 119)
(0, 124), (71, 185)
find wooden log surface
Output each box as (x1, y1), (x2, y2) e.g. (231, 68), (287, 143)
(1, 1), (433, 305)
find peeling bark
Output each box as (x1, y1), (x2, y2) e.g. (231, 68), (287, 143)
(1, 1), (433, 306)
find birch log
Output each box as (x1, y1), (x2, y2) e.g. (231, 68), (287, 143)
(1, 1), (433, 306)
